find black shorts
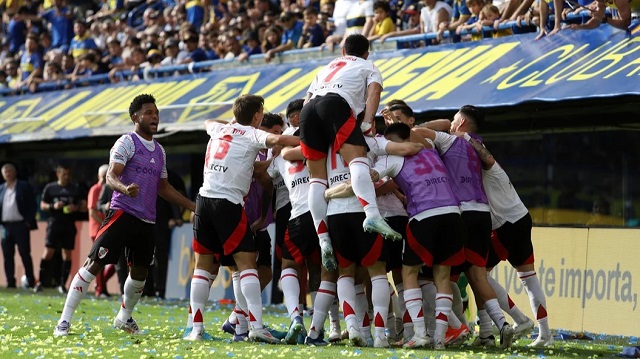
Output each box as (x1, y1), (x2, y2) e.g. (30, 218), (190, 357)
(385, 216), (407, 272)
(285, 211), (321, 265)
(255, 230), (273, 267)
(192, 195), (255, 258)
(461, 210), (492, 268)
(328, 212), (386, 268)
(299, 93), (367, 161)
(404, 213), (465, 267)
(487, 213), (534, 268)
(88, 210), (155, 268)
(275, 202), (292, 261)
(45, 221), (77, 250)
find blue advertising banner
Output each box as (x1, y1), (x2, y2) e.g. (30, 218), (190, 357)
(0, 27), (637, 143)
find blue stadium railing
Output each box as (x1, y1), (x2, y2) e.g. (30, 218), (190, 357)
(1, 11), (631, 97)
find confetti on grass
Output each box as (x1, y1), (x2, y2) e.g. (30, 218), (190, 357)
(0, 289), (628, 359)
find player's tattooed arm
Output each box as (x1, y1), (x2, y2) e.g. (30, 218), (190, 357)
(468, 137), (495, 170)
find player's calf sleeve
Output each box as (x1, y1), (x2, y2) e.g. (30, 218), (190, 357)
(519, 271), (550, 338)
(488, 275), (529, 325)
(371, 275), (390, 340)
(189, 269), (212, 331)
(280, 268), (301, 320)
(348, 158), (380, 219)
(117, 276), (146, 322)
(240, 269), (263, 329)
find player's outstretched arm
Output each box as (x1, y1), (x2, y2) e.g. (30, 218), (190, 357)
(324, 181), (355, 199)
(417, 119), (451, 131)
(158, 178), (196, 212)
(281, 146), (304, 161)
(266, 134), (300, 148)
(385, 141), (424, 156)
(412, 127), (437, 141)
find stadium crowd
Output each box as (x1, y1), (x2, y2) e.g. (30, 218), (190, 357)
(0, 0), (634, 94)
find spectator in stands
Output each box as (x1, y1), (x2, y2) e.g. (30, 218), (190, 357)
(39, 32), (53, 54)
(69, 20), (98, 59)
(8, 7), (28, 56)
(346, 0), (375, 37)
(321, 0), (350, 50)
(421, 0), (453, 43)
(17, 33), (43, 92)
(199, 31), (220, 60)
(61, 53), (75, 75)
(142, 48), (164, 68)
(262, 25), (283, 55)
(3, 61), (20, 88)
(455, 0), (484, 40)
(264, 11), (303, 62)
(482, 4), (512, 37)
(70, 52), (104, 83)
(237, 31), (263, 61)
(104, 38), (124, 70)
(39, 61), (65, 85)
(367, 0), (395, 41)
(0, 70), (7, 89)
(40, 0), (74, 50)
(186, 0), (210, 31)
(379, 4), (422, 42)
(568, 0), (631, 31)
(179, 32), (209, 63)
(437, 0), (471, 42)
(298, 7), (326, 47)
(533, 0), (561, 39)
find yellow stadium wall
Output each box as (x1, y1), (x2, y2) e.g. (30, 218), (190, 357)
(489, 227), (640, 336)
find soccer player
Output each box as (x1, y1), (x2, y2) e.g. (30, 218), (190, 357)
(413, 105), (515, 348)
(371, 123), (467, 349)
(186, 95), (299, 342)
(53, 94), (195, 337)
(299, 34), (401, 272)
(464, 131), (553, 348)
(36, 164), (87, 294)
(257, 129), (337, 345)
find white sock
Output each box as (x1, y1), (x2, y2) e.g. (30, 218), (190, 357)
(281, 268), (301, 320)
(308, 179), (330, 240)
(402, 309), (414, 340)
(354, 284), (371, 340)
(404, 288), (425, 337)
(189, 269), (211, 331)
(519, 270), (550, 338)
(310, 291), (317, 318)
(487, 275), (529, 325)
(329, 297), (341, 331)
(348, 158), (380, 218)
(477, 309), (493, 338)
(450, 281), (466, 328)
(484, 298), (507, 329)
(420, 281), (436, 337)
(387, 283), (397, 338)
(434, 293), (453, 343)
(240, 269), (263, 330)
(232, 271), (249, 334)
(189, 273), (215, 330)
(371, 275), (390, 340)
(116, 275), (145, 322)
(309, 281), (336, 339)
(337, 275), (358, 330)
(60, 268), (96, 323)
